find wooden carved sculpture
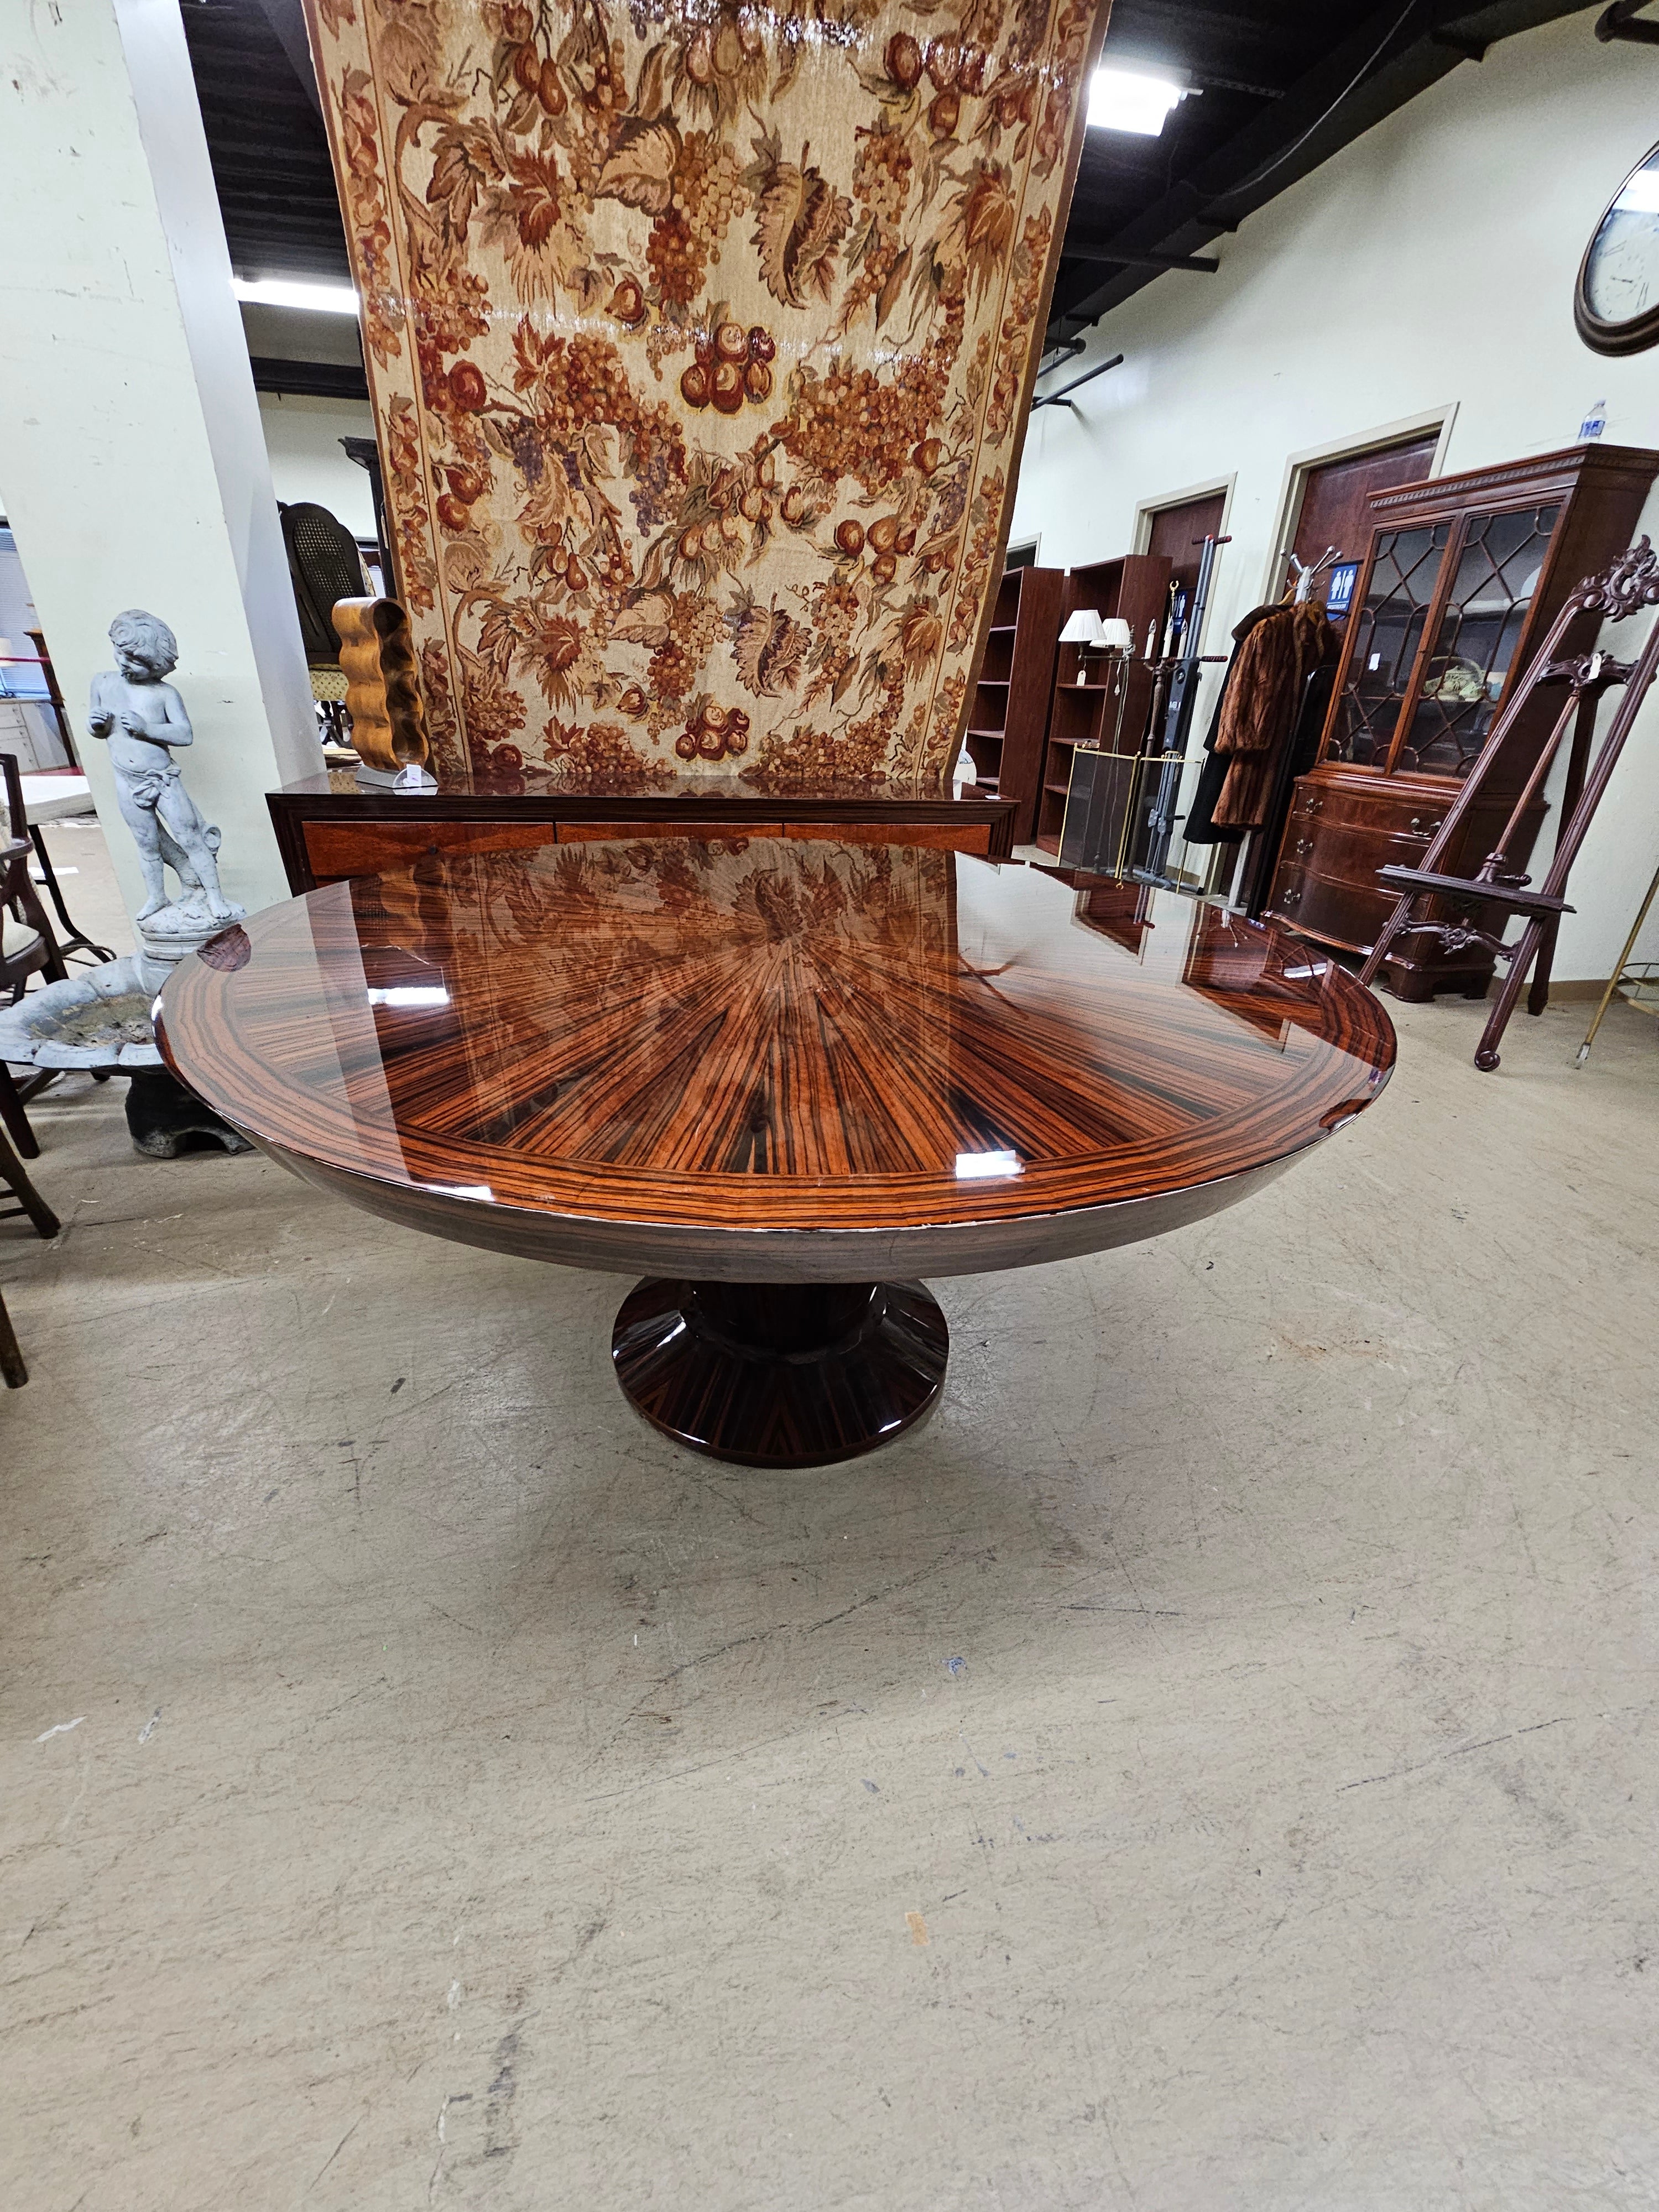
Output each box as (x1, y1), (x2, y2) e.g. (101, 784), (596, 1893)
(299, 0), (1108, 792)
(1361, 536), (1659, 1070)
(333, 596), (432, 776)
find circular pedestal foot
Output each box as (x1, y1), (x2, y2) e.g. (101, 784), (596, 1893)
(612, 1278), (948, 1468)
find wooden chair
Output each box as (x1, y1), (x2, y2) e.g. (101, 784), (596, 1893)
(1, 1118), (59, 1387)
(280, 501), (369, 747)
(1, 815), (69, 1159)
(3, 748), (116, 965)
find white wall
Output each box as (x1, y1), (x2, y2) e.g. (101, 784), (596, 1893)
(1011, 10), (1659, 981)
(258, 393), (377, 535)
(0, 0), (319, 924)
(240, 300), (378, 534)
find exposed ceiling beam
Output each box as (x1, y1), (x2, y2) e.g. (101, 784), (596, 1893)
(250, 356), (369, 402)
(252, 0), (323, 117)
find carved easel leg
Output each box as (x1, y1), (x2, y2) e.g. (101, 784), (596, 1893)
(1527, 918), (1561, 1018)
(1358, 893), (1420, 990)
(1474, 917), (1546, 1072)
(1527, 686), (1600, 1018)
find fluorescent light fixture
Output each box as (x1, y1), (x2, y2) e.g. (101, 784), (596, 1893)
(368, 985), (450, 1008)
(232, 276), (360, 315)
(954, 1149), (1022, 1181)
(1088, 66), (1187, 136)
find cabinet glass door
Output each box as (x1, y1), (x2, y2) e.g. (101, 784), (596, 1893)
(1392, 503), (1559, 778)
(1327, 523), (1450, 767)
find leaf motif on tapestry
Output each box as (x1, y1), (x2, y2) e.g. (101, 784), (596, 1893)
(749, 130), (853, 311)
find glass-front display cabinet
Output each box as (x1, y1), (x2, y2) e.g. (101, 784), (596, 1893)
(1267, 444), (1659, 999)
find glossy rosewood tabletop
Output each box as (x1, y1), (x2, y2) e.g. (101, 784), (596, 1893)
(157, 839), (1394, 1282)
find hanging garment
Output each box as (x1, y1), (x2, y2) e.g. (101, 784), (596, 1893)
(1212, 603), (1338, 830)
(1183, 603), (1281, 846)
(1240, 649), (1343, 917)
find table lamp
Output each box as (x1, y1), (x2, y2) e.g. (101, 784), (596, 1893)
(1060, 607), (1105, 682)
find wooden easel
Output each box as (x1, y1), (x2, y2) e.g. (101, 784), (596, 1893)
(1360, 537), (1659, 1071)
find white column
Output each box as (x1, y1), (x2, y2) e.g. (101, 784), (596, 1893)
(0, 0), (318, 923)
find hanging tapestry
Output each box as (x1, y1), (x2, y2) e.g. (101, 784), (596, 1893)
(300, 0), (1108, 789)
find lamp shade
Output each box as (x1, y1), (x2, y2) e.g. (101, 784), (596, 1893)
(1098, 618), (1134, 651)
(1060, 609), (1107, 645)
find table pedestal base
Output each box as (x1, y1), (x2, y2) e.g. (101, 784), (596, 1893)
(612, 1279), (947, 1469)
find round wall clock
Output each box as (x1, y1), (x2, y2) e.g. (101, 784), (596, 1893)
(1577, 139), (1659, 357)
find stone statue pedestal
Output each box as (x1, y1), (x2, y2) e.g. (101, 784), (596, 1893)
(134, 891), (248, 992)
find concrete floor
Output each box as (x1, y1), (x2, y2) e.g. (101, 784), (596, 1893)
(3, 828), (1659, 2208)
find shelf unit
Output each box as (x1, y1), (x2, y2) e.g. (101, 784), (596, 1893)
(962, 565), (1064, 843)
(1035, 554), (1172, 853)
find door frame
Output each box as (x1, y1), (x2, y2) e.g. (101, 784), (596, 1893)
(1131, 476), (1235, 649)
(1260, 404), (1457, 606)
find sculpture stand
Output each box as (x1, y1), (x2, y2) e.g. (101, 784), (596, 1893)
(612, 1279), (948, 1469)
(0, 945), (251, 1157)
(124, 1066), (251, 1158)
(130, 910), (253, 1155)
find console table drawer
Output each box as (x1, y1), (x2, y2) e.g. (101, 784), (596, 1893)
(303, 818), (555, 884)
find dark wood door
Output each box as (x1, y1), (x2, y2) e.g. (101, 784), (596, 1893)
(1145, 490), (1226, 655)
(1286, 431), (1440, 612)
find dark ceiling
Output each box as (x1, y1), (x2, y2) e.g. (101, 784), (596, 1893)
(182, 0), (1600, 392)
(183, 0), (349, 288)
(1047, 0), (1597, 346)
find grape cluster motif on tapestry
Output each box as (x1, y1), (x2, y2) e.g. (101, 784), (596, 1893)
(302, 0), (1104, 790)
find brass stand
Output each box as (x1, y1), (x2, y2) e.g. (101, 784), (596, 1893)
(1577, 857), (1659, 1066)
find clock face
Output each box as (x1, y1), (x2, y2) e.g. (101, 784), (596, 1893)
(1578, 143), (1659, 357)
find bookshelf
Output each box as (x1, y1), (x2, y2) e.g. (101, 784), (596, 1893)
(962, 565), (1064, 845)
(1035, 554), (1172, 854)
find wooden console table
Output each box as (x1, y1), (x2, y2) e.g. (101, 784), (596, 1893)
(268, 768), (1017, 894)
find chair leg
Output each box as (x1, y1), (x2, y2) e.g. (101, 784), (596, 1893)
(0, 1123), (59, 1238)
(0, 1063), (39, 1160)
(0, 1286), (26, 1387)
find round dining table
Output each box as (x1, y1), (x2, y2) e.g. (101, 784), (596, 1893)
(157, 836), (1394, 1467)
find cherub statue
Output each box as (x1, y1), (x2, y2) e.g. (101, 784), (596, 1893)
(88, 609), (243, 927)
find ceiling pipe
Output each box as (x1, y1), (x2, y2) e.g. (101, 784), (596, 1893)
(1030, 353), (1125, 410)
(1061, 244), (1220, 272)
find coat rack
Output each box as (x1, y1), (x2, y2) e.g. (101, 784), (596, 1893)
(1285, 546), (1340, 603)
(1360, 536), (1659, 1070)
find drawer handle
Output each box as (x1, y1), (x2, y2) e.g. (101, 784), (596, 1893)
(1280, 886), (1301, 909)
(1408, 816), (1442, 837)
(1293, 835), (1313, 857)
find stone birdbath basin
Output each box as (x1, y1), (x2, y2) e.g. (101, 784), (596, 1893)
(0, 954), (249, 1156)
